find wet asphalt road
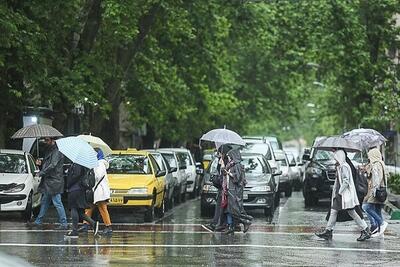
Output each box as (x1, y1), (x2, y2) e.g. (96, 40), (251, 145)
(1, 191), (400, 266)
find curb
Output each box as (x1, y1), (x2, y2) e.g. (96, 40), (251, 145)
(384, 201), (400, 220)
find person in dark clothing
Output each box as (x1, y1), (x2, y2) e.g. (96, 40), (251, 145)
(32, 137), (67, 229)
(65, 163), (99, 238)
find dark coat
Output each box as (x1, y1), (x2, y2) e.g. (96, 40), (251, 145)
(223, 149), (251, 222)
(67, 163), (89, 209)
(38, 145), (65, 195)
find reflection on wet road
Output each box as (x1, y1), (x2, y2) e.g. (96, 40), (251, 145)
(1, 192), (400, 266)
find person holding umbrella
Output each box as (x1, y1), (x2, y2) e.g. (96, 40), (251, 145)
(31, 137), (68, 229)
(315, 149), (370, 241)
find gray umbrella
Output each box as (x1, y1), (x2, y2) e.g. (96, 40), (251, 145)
(11, 124), (63, 139)
(313, 136), (362, 152)
(200, 128), (246, 147)
(341, 128), (387, 149)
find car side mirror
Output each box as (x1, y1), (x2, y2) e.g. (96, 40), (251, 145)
(273, 170), (282, 176)
(169, 167), (177, 173)
(156, 170), (166, 177)
(302, 154), (310, 161)
(289, 163), (296, 167)
(196, 169), (204, 175)
(34, 169), (40, 176)
(180, 165), (187, 170)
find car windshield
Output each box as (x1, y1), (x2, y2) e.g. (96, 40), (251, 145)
(242, 156), (264, 174)
(242, 143), (272, 160)
(312, 150), (334, 161)
(0, 153), (27, 174)
(286, 153), (296, 165)
(349, 151), (368, 164)
(107, 155), (152, 174)
(162, 153), (177, 168)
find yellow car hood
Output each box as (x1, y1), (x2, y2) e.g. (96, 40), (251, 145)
(108, 174), (155, 189)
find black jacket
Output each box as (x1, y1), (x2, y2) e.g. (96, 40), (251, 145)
(38, 145), (65, 195)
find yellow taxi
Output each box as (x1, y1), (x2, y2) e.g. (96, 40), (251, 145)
(106, 149), (166, 222)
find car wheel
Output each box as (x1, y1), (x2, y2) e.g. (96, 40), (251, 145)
(285, 186), (292, 197)
(200, 203), (212, 217)
(264, 201), (275, 218)
(155, 197), (165, 218)
(304, 192), (318, 206)
(144, 195), (156, 222)
(274, 191), (280, 206)
(22, 192), (33, 221)
(163, 188), (169, 212)
(174, 186), (181, 204)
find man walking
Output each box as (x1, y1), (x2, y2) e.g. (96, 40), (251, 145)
(30, 137), (68, 229)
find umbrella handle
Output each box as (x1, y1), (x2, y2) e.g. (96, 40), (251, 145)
(36, 138), (39, 159)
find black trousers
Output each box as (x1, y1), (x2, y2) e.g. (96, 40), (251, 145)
(71, 208), (95, 231)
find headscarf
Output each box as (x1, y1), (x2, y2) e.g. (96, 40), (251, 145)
(367, 148), (384, 165)
(333, 150), (346, 165)
(96, 148), (104, 160)
(227, 148), (242, 163)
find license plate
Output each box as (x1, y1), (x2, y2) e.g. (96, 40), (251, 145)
(110, 197), (123, 204)
(243, 193), (248, 200)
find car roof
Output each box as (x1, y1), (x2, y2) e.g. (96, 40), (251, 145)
(111, 148), (149, 156)
(158, 148), (189, 153)
(0, 149), (26, 155)
(241, 152), (265, 158)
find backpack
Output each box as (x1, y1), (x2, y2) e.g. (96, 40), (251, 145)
(353, 168), (368, 201)
(81, 168), (95, 189)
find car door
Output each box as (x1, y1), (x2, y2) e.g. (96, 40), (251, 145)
(149, 155), (164, 206)
(27, 154), (41, 206)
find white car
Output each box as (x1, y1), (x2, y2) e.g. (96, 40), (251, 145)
(157, 150), (188, 203)
(274, 150), (293, 197)
(285, 151), (302, 191)
(160, 148), (202, 198)
(0, 149), (41, 220)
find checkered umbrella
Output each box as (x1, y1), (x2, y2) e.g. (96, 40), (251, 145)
(11, 124), (63, 139)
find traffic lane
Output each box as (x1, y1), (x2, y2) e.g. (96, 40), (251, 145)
(0, 227), (400, 266)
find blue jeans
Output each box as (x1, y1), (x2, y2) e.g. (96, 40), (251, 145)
(362, 203), (383, 227)
(35, 193), (67, 226)
(227, 213), (233, 226)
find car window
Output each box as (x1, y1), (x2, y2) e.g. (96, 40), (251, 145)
(177, 152), (192, 167)
(313, 150), (333, 161)
(161, 153), (177, 168)
(286, 153), (296, 165)
(27, 155), (37, 173)
(260, 157), (272, 174)
(148, 155), (160, 174)
(0, 153), (27, 174)
(151, 154), (166, 172)
(242, 156), (264, 174)
(243, 143), (272, 160)
(106, 154), (151, 174)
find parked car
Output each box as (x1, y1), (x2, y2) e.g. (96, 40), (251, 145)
(302, 139), (336, 206)
(242, 141), (281, 175)
(285, 151), (302, 191)
(106, 149), (166, 222)
(274, 150), (293, 197)
(160, 148), (203, 198)
(147, 151), (177, 210)
(0, 149), (41, 220)
(243, 136), (283, 151)
(202, 149), (215, 170)
(156, 150), (188, 203)
(200, 153), (281, 219)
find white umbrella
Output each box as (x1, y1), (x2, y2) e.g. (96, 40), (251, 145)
(78, 134), (112, 156)
(341, 128), (387, 149)
(314, 136), (362, 152)
(200, 128), (246, 147)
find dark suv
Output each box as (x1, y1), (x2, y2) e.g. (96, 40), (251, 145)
(302, 141), (336, 206)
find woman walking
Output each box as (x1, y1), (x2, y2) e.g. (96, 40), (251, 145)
(79, 149), (112, 235)
(362, 148), (388, 237)
(66, 163), (99, 238)
(315, 149), (370, 241)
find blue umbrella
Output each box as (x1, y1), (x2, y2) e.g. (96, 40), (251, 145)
(56, 136), (98, 169)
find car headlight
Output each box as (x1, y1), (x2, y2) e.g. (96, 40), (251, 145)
(250, 185), (271, 192)
(203, 184), (218, 192)
(3, 184), (25, 193)
(128, 187), (148, 194)
(310, 167), (323, 175)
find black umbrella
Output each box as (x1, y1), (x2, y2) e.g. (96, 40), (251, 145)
(11, 124), (63, 157)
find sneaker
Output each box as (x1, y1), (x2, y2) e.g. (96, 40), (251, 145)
(242, 220), (251, 233)
(55, 224), (68, 230)
(102, 226), (113, 236)
(201, 224), (215, 233)
(65, 230), (79, 238)
(357, 228), (371, 241)
(315, 229), (333, 240)
(93, 221), (99, 236)
(27, 222), (42, 228)
(370, 225), (379, 235)
(380, 221), (388, 234)
(77, 224), (89, 233)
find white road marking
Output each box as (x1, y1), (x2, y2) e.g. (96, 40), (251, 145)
(0, 243), (398, 253)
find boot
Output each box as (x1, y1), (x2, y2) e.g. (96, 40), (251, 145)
(315, 229), (333, 240)
(242, 219), (252, 233)
(357, 228), (371, 241)
(224, 225), (235, 235)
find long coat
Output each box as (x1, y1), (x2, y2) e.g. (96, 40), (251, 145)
(364, 148), (386, 204)
(223, 149), (250, 222)
(332, 150), (359, 210)
(93, 159), (111, 204)
(38, 145), (65, 195)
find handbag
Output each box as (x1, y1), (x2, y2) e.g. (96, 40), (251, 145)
(85, 175), (105, 204)
(374, 162), (387, 203)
